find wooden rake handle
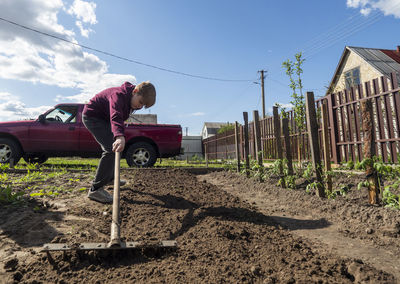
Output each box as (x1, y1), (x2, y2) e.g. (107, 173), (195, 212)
(109, 151), (121, 247)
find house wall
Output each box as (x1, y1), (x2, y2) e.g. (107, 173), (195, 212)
(178, 136), (203, 159)
(201, 126), (208, 140)
(126, 114), (157, 124)
(332, 51), (382, 93)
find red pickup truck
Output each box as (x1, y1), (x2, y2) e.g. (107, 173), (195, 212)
(0, 103), (182, 167)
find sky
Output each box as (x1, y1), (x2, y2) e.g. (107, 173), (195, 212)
(0, 0), (400, 135)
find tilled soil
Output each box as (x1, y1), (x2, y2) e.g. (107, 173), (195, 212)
(0, 169), (397, 283)
(201, 170), (400, 282)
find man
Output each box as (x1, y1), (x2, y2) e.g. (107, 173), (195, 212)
(82, 81), (156, 203)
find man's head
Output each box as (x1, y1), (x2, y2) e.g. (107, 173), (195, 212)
(131, 81), (156, 111)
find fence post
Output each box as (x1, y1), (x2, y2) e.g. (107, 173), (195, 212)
(254, 110), (263, 181)
(361, 98), (380, 204)
(273, 106), (285, 187)
(225, 131), (228, 160)
(203, 143), (208, 168)
(282, 117), (293, 175)
(306, 92), (325, 198)
(215, 131), (218, 160)
(327, 93), (340, 164)
(253, 110), (263, 167)
(243, 112), (250, 177)
(235, 121), (241, 173)
(321, 100), (332, 193)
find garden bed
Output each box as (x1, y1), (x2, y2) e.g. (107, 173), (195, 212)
(0, 168), (397, 283)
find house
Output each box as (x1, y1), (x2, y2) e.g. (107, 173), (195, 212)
(126, 114), (157, 124)
(328, 45), (400, 94)
(201, 122), (229, 140)
(179, 135), (203, 160)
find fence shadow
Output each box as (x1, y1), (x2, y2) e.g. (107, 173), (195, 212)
(269, 215), (331, 231)
(121, 190), (331, 239)
(0, 199), (64, 248)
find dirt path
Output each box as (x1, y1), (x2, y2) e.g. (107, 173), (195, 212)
(0, 169), (397, 283)
(200, 171), (400, 281)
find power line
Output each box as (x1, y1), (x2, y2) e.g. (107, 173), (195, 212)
(296, 1), (400, 62)
(211, 82), (256, 120)
(300, 11), (367, 54)
(303, 11), (384, 59)
(0, 16), (254, 83)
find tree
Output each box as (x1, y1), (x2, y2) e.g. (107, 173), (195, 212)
(282, 52), (306, 163)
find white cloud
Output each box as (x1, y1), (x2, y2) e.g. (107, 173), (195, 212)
(67, 0), (97, 37)
(190, 112), (206, 116)
(76, 21), (93, 38)
(0, 0), (136, 108)
(267, 103), (294, 114)
(347, 0), (400, 18)
(360, 7), (372, 15)
(65, 73), (137, 103)
(67, 0), (97, 24)
(0, 93), (51, 121)
(0, 92), (13, 100)
(347, 0), (370, 8)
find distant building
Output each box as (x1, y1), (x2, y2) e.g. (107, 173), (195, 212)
(327, 45), (400, 94)
(179, 135), (203, 159)
(126, 114), (157, 124)
(201, 122), (229, 140)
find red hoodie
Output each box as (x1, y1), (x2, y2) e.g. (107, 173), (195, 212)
(83, 82), (135, 138)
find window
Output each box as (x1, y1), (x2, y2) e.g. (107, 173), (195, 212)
(45, 105), (77, 123)
(344, 67), (360, 89)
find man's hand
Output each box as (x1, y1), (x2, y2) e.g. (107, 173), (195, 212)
(112, 136), (125, 152)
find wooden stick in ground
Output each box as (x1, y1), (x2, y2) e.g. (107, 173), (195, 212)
(253, 110), (264, 181)
(205, 144), (208, 168)
(305, 92), (325, 198)
(253, 111), (263, 167)
(298, 135), (302, 168)
(321, 100), (332, 193)
(273, 106), (285, 187)
(360, 98), (380, 204)
(282, 117), (293, 176)
(243, 112), (250, 177)
(234, 121), (241, 173)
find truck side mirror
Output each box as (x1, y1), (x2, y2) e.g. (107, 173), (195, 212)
(38, 114), (46, 124)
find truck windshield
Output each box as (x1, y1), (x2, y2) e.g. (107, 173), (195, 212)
(45, 106), (77, 123)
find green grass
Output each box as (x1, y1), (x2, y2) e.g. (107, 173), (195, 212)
(14, 157), (227, 170)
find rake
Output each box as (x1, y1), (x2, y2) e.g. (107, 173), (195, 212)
(42, 151), (177, 259)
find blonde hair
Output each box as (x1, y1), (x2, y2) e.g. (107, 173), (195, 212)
(136, 81), (156, 108)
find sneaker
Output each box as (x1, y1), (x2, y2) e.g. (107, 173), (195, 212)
(87, 187), (113, 204)
(107, 179), (127, 187)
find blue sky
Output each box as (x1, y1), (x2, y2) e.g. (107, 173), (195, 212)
(0, 0), (399, 135)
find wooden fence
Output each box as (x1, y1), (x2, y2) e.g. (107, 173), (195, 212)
(203, 72), (400, 164)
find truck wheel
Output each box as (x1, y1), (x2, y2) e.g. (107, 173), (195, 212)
(126, 142), (157, 167)
(23, 154), (48, 164)
(0, 138), (22, 165)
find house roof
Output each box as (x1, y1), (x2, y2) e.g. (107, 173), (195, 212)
(328, 46), (400, 93)
(203, 122), (229, 129)
(350, 46), (400, 76)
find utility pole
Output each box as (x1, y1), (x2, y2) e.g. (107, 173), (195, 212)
(259, 70), (266, 118)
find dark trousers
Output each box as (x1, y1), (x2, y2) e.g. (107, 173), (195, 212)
(82, 115), (114, 190)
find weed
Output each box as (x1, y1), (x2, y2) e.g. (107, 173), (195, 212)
(326, 184), (349, 199)
(302, 162), (314, 180)
(305, 181), (321, 194)
(0, 163), (9, 171)
(0, 184), (25, 204)
(382, 187), (400, 209)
